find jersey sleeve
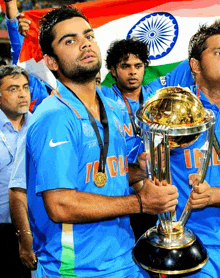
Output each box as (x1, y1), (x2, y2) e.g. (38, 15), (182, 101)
(6, 17), (24, 65)
(29, 74), (50, 113)
(9, 137), (26, 190)
(146, 60), (195, 93)
(101, 85), (118, 101)
(26, 106), (81, 195)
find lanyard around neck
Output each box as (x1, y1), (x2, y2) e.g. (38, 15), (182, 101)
(84, 94), (109, 173)
(55, 87), (109, 174)
(122, 91), (143, 136)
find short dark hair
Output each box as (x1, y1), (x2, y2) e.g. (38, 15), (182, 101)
(39, 5), (89, 57)
(188, 20), (220, 61)
(0, 65), (29, 86)
(106, 39), (150, 71)
(0, 65), (29, 95)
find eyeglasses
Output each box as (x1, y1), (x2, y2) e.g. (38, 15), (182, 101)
(5, 85), (30, 94)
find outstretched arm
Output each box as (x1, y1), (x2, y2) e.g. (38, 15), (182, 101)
(5, 0), (17, 18)
(5, 0), (24, 64)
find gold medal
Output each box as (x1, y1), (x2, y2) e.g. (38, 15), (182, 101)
(94, 172), (107, 187)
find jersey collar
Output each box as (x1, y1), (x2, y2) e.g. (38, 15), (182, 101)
(55, 80), (112, 120)
(112, 83), (146, 103)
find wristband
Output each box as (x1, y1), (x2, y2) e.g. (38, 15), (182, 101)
(135, 193), (143, 213)
(4, 0), (13, 2)
(16, 229), (32, 237)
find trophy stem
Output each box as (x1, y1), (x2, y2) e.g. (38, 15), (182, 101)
(179, 125), (215, 227)
(156, 142), (167, 231)
(178, 201), (192, 228)
(164, 133), (173, 233)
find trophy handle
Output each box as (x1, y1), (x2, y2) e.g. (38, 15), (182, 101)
(144, 129), (174, 233)
(213, 134), (220, 158)
(178, 124), (215, 227)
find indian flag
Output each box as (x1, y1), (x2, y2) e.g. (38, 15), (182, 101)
(17, 0), (220, 89)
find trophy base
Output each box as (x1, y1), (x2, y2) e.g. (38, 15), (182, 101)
(132, 225), (208, 275)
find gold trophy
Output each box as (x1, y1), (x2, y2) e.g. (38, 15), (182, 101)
(132, 87), (215, 275)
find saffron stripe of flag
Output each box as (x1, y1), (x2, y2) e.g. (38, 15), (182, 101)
(17, 0), (220, 89)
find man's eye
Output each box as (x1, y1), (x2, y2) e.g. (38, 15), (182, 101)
(8, 87), (17, 93)
(87, 35), (95, 41)
(65, 39), (75, 45)
(24, 85), (29, 91)
(121, 65), (128, 69)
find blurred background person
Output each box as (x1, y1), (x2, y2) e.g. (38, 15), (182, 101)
(0, 65), (33, 278)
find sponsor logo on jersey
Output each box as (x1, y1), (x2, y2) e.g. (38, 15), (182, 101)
(82, 123), (94, 137)
(160, 76), (167, 85)
(49, 139), (70, 147)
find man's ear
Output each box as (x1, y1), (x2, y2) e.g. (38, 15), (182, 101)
(110, 66), (116, 78)
(43, 55), (58, 71)
(190, 58), (201, 75)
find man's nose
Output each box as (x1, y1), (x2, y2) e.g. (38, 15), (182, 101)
(18, 88), (29, 98)
(129, 67), (137, 75)
(80, 37), (92, 51)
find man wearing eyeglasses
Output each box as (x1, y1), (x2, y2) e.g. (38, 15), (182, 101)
(0, 65), (34, 278)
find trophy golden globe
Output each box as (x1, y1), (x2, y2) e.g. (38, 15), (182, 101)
(132, 87), (215, 275)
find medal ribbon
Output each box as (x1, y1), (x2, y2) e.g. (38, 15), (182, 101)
(54, 87), (109, 174)
(85, 94), (109, 173)
(122, 91), (143, 136)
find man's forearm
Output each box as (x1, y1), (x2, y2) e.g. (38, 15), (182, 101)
(43, 189), (141, 224)
(5, 0), (18, 19)
(9, 188), (31, 233)
(9, 188), (37, 269)
(43, 177), (178, 224)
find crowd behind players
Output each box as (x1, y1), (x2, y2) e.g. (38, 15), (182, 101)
(0, 1), (50, 29)
(0, 1), (219, 278)
(0, 0), (88, 29)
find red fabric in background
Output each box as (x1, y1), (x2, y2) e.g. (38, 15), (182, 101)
(18, 0), (191, 63)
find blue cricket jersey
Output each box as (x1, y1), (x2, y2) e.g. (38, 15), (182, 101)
(102, 60), (195, 163)
(146, 59), (195, 92)
(26, 81), (149, 278)
(102, 84), (151, 163)
(170, 86), (219, 278)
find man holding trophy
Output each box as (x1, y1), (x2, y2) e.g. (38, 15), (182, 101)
(168, 20), (220, 278)
(134, 20), (220, 278)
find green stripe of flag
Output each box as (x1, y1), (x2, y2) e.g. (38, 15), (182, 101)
(102, 61), (181, 88)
